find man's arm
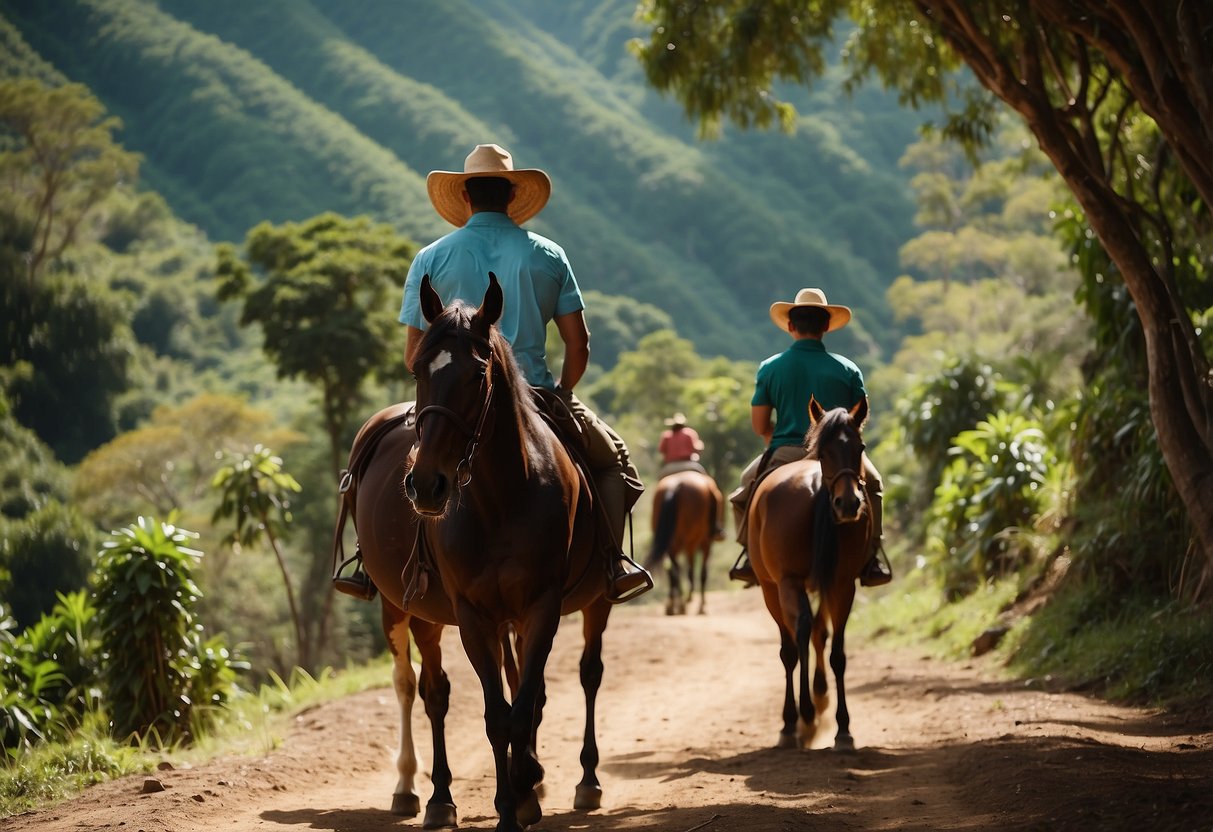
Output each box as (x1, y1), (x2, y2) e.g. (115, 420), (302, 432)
(553, 309), (589, 391)
(405, 325), (425, 373)
(751, 405), (773, 443)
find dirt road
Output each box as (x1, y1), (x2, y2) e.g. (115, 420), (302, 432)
(4, 589), (1211, 832)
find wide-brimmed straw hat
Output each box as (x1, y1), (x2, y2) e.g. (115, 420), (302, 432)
(426, 143), (552, 227)
(665, 412), (688, 427)
(769, 288), (852, 332)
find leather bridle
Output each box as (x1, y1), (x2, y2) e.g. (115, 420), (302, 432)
(414, 337), (495, 488)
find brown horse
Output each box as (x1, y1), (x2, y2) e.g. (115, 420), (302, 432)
(646, 469), (724, 615)
(747, 396), (871, 751)
(353, 273), (611, 832)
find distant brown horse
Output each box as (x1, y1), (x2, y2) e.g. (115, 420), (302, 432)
(646, 469), (724, 615)
(351, 274), (612, 832)
(747, 396), (871, 751)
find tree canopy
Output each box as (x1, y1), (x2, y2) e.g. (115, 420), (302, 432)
(633, 0), (1213, 601)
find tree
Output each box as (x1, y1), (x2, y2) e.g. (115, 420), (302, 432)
(216, 213), (414, 476)
(210, 445), (307, 671)
(0, 79), (140, 282)
(633, 1), (1213, 601)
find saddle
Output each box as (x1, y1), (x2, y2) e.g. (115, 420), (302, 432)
(330, 402), (415, 601)
(331, 392), (640, 603)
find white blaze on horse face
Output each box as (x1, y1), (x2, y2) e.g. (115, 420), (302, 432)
(429, 350), (453, 376)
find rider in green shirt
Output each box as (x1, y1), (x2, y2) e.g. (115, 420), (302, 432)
(728, 288), (892, 588)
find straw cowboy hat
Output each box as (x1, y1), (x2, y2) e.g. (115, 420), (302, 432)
(769, 287), (852, 332)
(664, 412), (688, 427)
(426, 143), (552, 227)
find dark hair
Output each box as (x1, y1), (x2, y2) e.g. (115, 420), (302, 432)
(465, 177), (513, 213)
(788, 306), (831, 336)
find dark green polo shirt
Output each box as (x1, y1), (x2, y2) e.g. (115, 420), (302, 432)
(752, 338), (867, 449)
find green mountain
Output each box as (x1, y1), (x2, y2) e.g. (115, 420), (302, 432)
(0, 0), (924, 364)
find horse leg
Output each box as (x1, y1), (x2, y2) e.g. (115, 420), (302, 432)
(455, 609), (518, 832)
(759, 581), (798, 749)
(411, 618), (457, 829)
(574, 597), (610, 810)
(665, 554), (681, 615)
(684, 550), (694, 614)
(697, 542), (710, 615)
(508, 599), (562, 829)
(514, 628), (548, 802)
(829, 589), (857, 751)
(810, 604), (830, 742)
(778, 578), (817, 749)
(382, 602), (421, 817)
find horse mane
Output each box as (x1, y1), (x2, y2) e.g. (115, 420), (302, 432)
(418, 302), (547, 468)
(805, 406), (859, 588)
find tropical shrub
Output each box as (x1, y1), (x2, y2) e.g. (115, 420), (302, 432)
(0, 591), (98, 756)
(926, 410), (1054, 597)
(93, 517), (241, 745)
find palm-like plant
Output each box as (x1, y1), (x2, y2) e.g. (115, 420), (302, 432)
(210, 445), (306, 668)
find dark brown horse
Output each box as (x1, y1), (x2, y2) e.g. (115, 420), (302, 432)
(353, 273), (611, 832)
(747, 396), (871, 751)
(646, 469), (724, 615)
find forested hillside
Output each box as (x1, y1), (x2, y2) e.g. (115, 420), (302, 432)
(0, 0), (924, 362)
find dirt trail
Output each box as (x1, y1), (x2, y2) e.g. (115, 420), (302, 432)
(4, 589), (1211, 832)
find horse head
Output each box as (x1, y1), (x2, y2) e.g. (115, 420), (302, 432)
(807, 395), (868, 525)
(404, 272), (503, 516)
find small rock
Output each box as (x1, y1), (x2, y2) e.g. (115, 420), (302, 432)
(191, 794), (205, 803)
(156, 761), (174, 771)
(971, 625), (1009, 656)
(140, 778), (165, 794)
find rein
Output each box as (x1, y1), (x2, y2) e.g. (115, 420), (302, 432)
(414, 342), (495, 488)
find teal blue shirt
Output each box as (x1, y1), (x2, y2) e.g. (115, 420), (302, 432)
(400, 212), (584, 389)
(752, 338), (867, 449)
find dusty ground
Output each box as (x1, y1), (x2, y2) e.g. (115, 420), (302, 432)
(3, 589), (1211, 832)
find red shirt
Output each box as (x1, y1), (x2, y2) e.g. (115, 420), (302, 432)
(659, 427), (702, 463)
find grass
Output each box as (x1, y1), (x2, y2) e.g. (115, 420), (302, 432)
(853, 554), (1213, 714)
(0, 655), (396, 818)
(850, 559), (1025, 661)
(1003, 584), (1213, 708)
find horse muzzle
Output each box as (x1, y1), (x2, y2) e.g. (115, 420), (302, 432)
(404, 470), (451, 516)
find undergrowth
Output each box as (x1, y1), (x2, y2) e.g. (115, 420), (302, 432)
(855, 560), (1213, 713)
(0, 656), (394, 818)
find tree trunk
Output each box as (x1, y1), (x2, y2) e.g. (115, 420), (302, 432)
(918, 0), (1213, 601)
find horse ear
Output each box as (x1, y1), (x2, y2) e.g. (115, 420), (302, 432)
(850, 396), (869, 427)
(808, 395), (825, 425)
(420, 275), (444, 323)
(475, 271), (504, 328)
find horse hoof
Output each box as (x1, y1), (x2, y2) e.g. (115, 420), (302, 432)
(776, 732), (798, 749)
(422, 801), (458, 829)
(391, 792), (421, 817)
(516, 790), (543, 827)
(834, 733), (856, 752)
(574, 783), (603, 811)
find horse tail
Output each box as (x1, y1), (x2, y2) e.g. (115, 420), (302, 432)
(647, 486), (680, 568)
(811, 488), (839, 590)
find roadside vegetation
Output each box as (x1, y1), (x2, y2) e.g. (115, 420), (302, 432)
(3, 0), (1211, 818)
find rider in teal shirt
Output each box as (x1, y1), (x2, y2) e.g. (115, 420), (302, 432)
(400, 212), (583, 390)
(399, 143), (651, 604)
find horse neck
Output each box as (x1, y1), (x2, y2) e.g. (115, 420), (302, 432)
(465, 372), (552, 512)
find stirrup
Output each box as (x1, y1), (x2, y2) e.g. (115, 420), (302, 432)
(728, 550), (757, 587)
(333, 552), (378, 601)
(606, 553), (653, 605)
(859, 543), (893, 588)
